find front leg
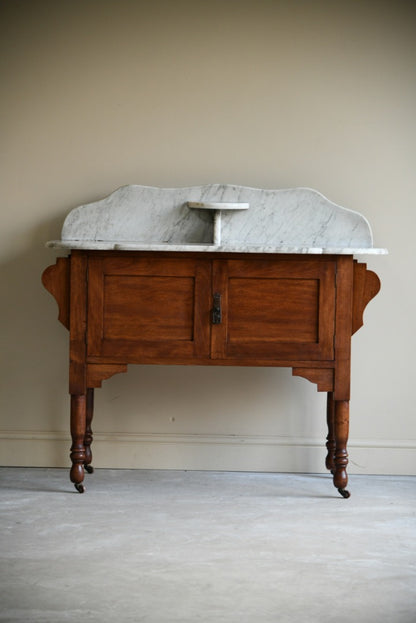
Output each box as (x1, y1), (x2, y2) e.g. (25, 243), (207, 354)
(333, 400), (350, 498)
(70, 394), (87, 493)
(83, 388), (94, 474)
(325, 392), (336, 473)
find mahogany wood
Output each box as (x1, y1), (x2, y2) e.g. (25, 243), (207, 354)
(84, 388), (94, 472)
(214, 258), (336, 361)
(334, 400), (350, 496)
(292, 368), (334, 393)
(41, 257), (70, 329)
(87, 255), (211, 361)
(333, 256), (353, 401)
(42, 250), (381, 497)
(70, 394), (87, 492)
(352, 261), (381, 335)
(325, 392), (336, 472)
(87, 364), (128, 389)
(69, 252), (88, 396)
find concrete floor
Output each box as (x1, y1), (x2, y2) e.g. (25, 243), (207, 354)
(0, 468), (415, 623)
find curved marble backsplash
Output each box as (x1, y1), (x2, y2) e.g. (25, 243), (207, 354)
(46, 184), (387, 255)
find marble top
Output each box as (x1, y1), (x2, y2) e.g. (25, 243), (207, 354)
(46, 184), (387, 255)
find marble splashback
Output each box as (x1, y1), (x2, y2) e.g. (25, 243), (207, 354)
(47, 184), (387, 255)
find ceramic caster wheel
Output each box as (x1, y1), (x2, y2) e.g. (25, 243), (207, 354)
(84, 464), (94, 474)
(338, 488), (350, 499)
(74, 483), (85, 493)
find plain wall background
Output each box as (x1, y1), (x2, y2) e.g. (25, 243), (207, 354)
(1, 0), (415, 475)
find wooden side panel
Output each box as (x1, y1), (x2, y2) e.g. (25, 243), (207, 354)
(69, 252), (88, 395)
(352, 261), (381, 334)
(87, 256), (104, 355)
(333, 256), (354, 400)
(41, 257), (70, 329)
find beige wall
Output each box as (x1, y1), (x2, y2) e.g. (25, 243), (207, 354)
(1, 0), (415, 475)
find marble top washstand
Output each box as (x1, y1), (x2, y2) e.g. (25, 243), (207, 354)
(43, 183), (387, 497)
(46, 184), (387, 255)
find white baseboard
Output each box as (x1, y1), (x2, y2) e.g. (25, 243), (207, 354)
(0, 430), (415, 475)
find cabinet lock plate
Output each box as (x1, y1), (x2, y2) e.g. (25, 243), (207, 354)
(212, 292), (222, 324)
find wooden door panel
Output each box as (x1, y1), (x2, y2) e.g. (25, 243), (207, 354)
(103, 275), (195, 341)
(228, 277), (319, 343)
(87, 255), (211, 362)
(212, 258), (335, 361)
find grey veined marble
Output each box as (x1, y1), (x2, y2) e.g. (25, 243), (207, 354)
(47, 184), (387, 255)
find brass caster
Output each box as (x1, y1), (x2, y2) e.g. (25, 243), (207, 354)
(338, 488), (351, 499)
(74, 483), (85, 493)
(84, 464), (94, 474)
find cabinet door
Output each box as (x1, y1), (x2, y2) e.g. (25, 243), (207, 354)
(87, 255), (211, 363)
(211, 258), (336, 361)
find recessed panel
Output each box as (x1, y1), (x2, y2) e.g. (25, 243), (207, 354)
(228, 277), (319, 343)
(103, 275), (195, 341)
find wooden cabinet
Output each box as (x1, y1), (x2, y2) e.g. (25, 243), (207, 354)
(42, 250), (381, 497)
(85, 254), (336, 365)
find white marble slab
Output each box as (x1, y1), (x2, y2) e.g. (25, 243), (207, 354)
(46, 240), (387, 255)
(47, 184), (387, 255)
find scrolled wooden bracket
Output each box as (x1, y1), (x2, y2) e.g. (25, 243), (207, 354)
(352, 261), (381, 335)
(292, 367), (334, 392)
(87, 364), (128, 388)
(42, 257), (70, 329)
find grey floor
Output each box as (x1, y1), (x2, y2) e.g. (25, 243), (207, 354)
(0, 468), (415, 623)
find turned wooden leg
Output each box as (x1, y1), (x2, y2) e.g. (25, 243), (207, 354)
(84, 388), (94, 474)
(325, 391), (336, 473)
(333, 400), (350, 498)
(70, 394), (87, 493)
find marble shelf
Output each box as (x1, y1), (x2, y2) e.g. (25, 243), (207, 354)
(187, 201), (249, 244)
